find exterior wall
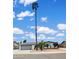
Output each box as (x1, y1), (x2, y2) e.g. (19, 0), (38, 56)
(32, 45), (35, 50)
(19, 45), (21, 50)
(20, 45), (35, 50)
(47, 43), (54, 48)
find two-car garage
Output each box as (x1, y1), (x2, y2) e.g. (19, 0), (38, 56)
(19, 43), (35, 50)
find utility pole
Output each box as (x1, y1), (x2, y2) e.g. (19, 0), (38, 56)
(32, 2), (38, 50)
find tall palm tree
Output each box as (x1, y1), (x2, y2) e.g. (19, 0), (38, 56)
(32, 2), (38, 50)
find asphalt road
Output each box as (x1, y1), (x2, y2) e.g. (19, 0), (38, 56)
(13, 53), (66, 59)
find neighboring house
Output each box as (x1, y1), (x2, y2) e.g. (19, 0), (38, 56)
(13, 41), (19, 49)
(44, 41), (59, 48)
(19, 42), (36, 50)
(59, 41), (66, 48)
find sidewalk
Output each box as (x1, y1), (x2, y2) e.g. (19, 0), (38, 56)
(13, 48), (66, 55)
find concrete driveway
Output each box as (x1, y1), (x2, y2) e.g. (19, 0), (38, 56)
(13, 48), (66, 55)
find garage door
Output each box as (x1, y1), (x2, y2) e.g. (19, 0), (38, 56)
(21, 45), (32, 50)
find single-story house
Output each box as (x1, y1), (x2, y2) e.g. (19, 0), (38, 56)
(19, 42), (36, 50)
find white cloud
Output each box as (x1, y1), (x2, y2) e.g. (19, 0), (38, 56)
(25, 32), (32, 36)
(29, 12), (35, 16)
(62, 31), (65, 32)
(25, 32), (51, 40)
(41, 17), (48, 22)
(38, 34), (46, 39)
(57, 24), (66, 30)
(56, 33), (64, 36)
(19, 0), (37, 6)
(22, 36), (26, 39)
(30, 34), (35, 39)
(30, 26), (35, 29)
(13, 28), (24, 34)
(17, 11), (35, 18)
(25, 32), (35, 39)
(47, 37), (55, 39)
(37, 26), (57, 34)
(31, 26), (57, 34)
(18, 17), (23, 20)
(22, 31), (56, 40)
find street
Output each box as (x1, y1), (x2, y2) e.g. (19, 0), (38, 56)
(14, 53), (66, 59)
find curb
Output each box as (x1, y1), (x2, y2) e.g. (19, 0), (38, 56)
(13, 52), (66, 55)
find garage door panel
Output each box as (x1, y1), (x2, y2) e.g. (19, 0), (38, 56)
(21, 45), (32, 50)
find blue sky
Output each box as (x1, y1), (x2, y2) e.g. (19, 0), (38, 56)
(13, 0), (66, 43)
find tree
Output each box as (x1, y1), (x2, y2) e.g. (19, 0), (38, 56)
(23, 40), (27, 43)
(39, 40), (46, 51)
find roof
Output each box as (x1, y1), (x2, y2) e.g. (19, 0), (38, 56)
(20, 42), (36, 46)
(46, 41), (58, 43)
(13, 41), (19, 46)
(61, 41), (66, 45)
